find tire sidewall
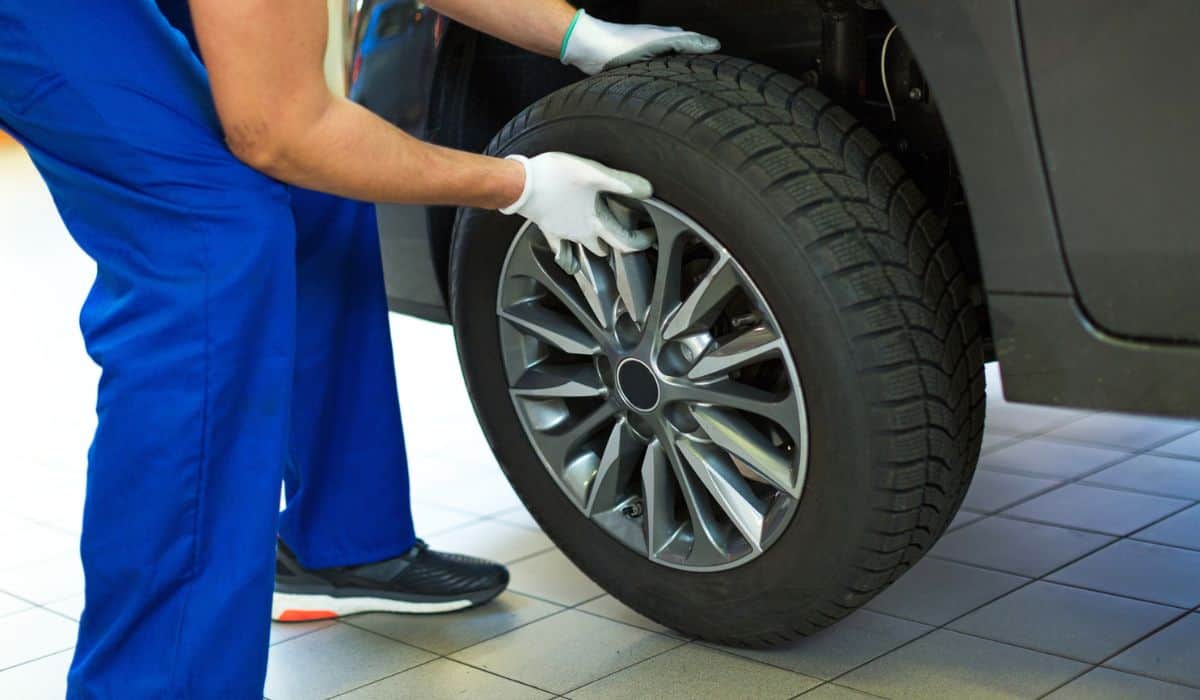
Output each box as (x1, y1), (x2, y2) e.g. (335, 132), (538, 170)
(452, 115), (882, 637)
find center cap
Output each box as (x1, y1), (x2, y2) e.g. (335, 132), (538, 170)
(616, 358), (661, 412)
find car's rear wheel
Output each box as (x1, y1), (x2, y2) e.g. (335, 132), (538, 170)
(450, 55), (985, 646)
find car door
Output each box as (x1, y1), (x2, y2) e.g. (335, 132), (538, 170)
(1019, 0), (1200, 343)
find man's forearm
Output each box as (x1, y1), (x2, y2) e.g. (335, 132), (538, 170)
(193, 0), (525, 210)
(424, 0), (577, 58)
(242, 95), (524, 209)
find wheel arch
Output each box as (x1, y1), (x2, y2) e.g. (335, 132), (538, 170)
(426, 1), (1073, 342)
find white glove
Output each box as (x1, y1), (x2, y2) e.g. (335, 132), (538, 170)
(561, 10), (721, 76)
(501, 153), (653, 271)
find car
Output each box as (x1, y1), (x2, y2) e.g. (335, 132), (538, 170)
(339, 0), (1200, 646)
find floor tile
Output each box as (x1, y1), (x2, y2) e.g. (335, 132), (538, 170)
(415, 488), (526, 521)
(723, 610), (930, 680)
(948, 581), (1180, 663)
(0, 512), (43, 536)
(492, 505), (542, 531)
(451, 609), (679, 695)
(1004, 483), (1190, 535)
(932, 516), (1114, 577)
(980, 432), (1019, 455)
(0, 608), (76, 671)
(961, 471), (1060, 513)
(0, 591), (32, 619)
(341, 657), (553, 700)
(947, 509), (983, 531)
(800, 684), (881, 699)
(1133, 503), (1200, 550)
(572, 643), (818, 699)
(0, 523), (77, 573)
(264, 623), (435, 700)
(411, 501), (481, 536)
(43, 595), (83, 622)
(578, 595), (681, 637)
(268, 618), (336, 646)
(1048, 539), (1200, 607)
(1155, 431), (1200, 461)
(866, 557), (1029, 626)
(1086, 454), (1200, 499)
(980, 439), (1129, 479)
(0, 649), (72, 699)
(1046, 413), (1196, 450)
(839, 629), (1087, 700)
(1046, 667), (1200, 700)
(0, 554), (84, 605)
(507, 549), (605, 606)
(983, 401), (1087, 436)
(409, 462), (525, 516)
(345, 592), (562, 655)
(1107, 613), (1200, 687)
(425, 520), (554, 565)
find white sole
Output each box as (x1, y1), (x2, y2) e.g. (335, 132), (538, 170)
(272, 592), (475, 622)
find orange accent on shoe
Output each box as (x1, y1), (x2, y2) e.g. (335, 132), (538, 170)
(277, 609), (338, 622)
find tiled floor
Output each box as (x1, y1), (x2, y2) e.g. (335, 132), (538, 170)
(4, 147), (1200, 699)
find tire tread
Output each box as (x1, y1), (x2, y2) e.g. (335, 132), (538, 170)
(479, 56), (986, 647)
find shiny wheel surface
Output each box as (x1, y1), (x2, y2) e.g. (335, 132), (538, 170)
(497, 199), (810, 571)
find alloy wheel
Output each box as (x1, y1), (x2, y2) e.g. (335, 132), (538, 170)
(496, 199), (810, 571)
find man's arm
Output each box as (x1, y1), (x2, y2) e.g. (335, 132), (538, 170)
(426, 0), (721, 75)
(190, 0), (525, 208)
(422, 0), (577, 58)
(191, 0), (717, 259)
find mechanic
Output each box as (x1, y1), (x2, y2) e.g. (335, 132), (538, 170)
(0, 1), (717, 697)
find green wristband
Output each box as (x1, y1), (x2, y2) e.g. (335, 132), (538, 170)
(560, 9), (584, 62)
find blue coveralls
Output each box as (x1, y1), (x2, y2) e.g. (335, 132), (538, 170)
(0, 2), (417, 696)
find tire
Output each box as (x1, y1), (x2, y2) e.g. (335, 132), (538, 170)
(450, 55), (986, 646)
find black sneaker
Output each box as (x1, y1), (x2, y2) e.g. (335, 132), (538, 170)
(272, 539), (509, 622)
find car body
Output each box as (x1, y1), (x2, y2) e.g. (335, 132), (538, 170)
(342, 0), (1200, 419)
(337, 0), (1200, 644)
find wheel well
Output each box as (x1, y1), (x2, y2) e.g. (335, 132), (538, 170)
(429, 0), (989, 352)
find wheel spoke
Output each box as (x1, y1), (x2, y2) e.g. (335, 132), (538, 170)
(512, 363), (607, 400)
(586, 420), (643, 515)
(613, 250), (654, 325)
(690, 405), (797, 496)
(675, 438), (767, 553)
(688, 325), (784, 381)
(662, 256), (740, 340)
(681, 380), (804, 442)
(500, 302), (601, 357)
(572, 245), (619, 329)
(499, 201), (809, 572)
(503, 235), (609, 345)
(644, 221), (689, 333)
(657, 429), (728, 563)
(640, 440), (679, 557)
(535, 400), (620, 470)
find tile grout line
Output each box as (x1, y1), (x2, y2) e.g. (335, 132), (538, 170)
(976, 498), (1196, 540)
(1037, 558), (1200, 699)
(730, 408), (1161, 688)
(558, 636), (692, 697)
(953, 418), (1200, 538)
(0, 645), (74, 675)
(979, 462), (1200, 502)
(443, 596), (698, 697)
(340, 604), (572, 659)
(337, 412), (1200, 698)
(325, 655), (443, 699)
(820, 417), (1200, 695)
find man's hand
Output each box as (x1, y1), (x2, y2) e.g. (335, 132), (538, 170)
(561, 10), (721, 75)
(501, 153), (653, 272)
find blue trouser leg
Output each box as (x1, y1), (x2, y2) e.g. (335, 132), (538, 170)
(0, 2), (416, 696)
(281, 189), (417, 569)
